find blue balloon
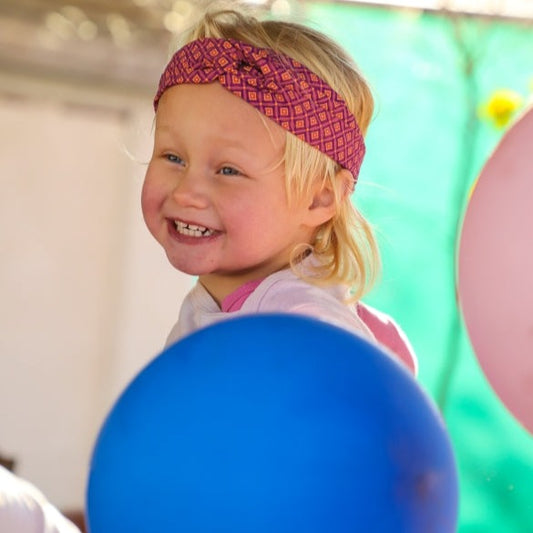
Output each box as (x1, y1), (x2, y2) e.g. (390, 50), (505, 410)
(87, 315), (458, 532)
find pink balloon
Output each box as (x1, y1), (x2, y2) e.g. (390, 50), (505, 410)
(458, 106), (533, 434)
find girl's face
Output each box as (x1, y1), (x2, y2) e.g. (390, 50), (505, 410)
(142, 83), (321, 303)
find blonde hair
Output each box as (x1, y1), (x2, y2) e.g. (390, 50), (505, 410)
(179, 4), (380, 301)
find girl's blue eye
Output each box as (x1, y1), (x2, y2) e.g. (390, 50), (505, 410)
(166, 154), (184, 165)
(219, 166), (240, 176)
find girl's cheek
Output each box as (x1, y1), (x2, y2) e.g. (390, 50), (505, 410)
(142, 166), (161, 198)
(140, 180), (159, 220)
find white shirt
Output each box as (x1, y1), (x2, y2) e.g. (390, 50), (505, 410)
(0, 466), (81, 533)
(165, 266), (418, 374)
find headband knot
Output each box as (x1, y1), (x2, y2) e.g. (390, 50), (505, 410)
(155, 38), (365, 183)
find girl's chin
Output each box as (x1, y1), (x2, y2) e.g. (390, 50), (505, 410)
(166, 258), (219, 278)
(164, 256), (202, 276)
(169, 264), (207, 276)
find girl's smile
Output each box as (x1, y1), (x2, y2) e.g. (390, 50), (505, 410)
(141, 82), (327, 303)
(174, 221), (212, 237)
(168, 220), (218, 243)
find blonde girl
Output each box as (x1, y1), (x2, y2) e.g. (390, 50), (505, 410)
(141, 5), (416, 374)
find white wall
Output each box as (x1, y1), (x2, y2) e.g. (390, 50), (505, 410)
(0, 84), (193, 510)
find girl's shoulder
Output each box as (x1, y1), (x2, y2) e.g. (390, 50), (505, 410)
(246, 269), (346, 313)
(244, 271), (418, 375)
(244, 271), (374, 341)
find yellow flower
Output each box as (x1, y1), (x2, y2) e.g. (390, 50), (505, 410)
(480, 89), (523, 128)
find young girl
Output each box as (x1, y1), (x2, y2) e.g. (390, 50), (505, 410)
(141, 5), (417, 375)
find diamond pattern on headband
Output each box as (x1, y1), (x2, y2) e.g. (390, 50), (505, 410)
(154, 38), (365, 182)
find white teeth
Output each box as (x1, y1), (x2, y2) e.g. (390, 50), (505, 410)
(174, 220), (214, 237)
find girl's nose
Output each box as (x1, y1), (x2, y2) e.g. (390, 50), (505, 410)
(171, 171), (209, 209)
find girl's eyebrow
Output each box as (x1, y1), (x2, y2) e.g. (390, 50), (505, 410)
(153, 122), (177, 134)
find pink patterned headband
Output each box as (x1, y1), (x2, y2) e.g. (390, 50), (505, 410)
(154, 38), (365, 183)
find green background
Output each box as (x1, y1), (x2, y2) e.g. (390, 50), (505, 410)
(306, 2), (533, 531)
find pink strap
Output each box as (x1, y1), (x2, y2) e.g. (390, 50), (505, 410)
(154, 38), (365, 183)
(221, 279), (264, 313)
(357, 303), (417, 375)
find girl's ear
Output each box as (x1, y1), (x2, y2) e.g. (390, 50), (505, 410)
(306, 169), (352, 227)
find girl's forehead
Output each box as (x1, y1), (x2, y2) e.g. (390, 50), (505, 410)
(156, 83), (286, 145)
